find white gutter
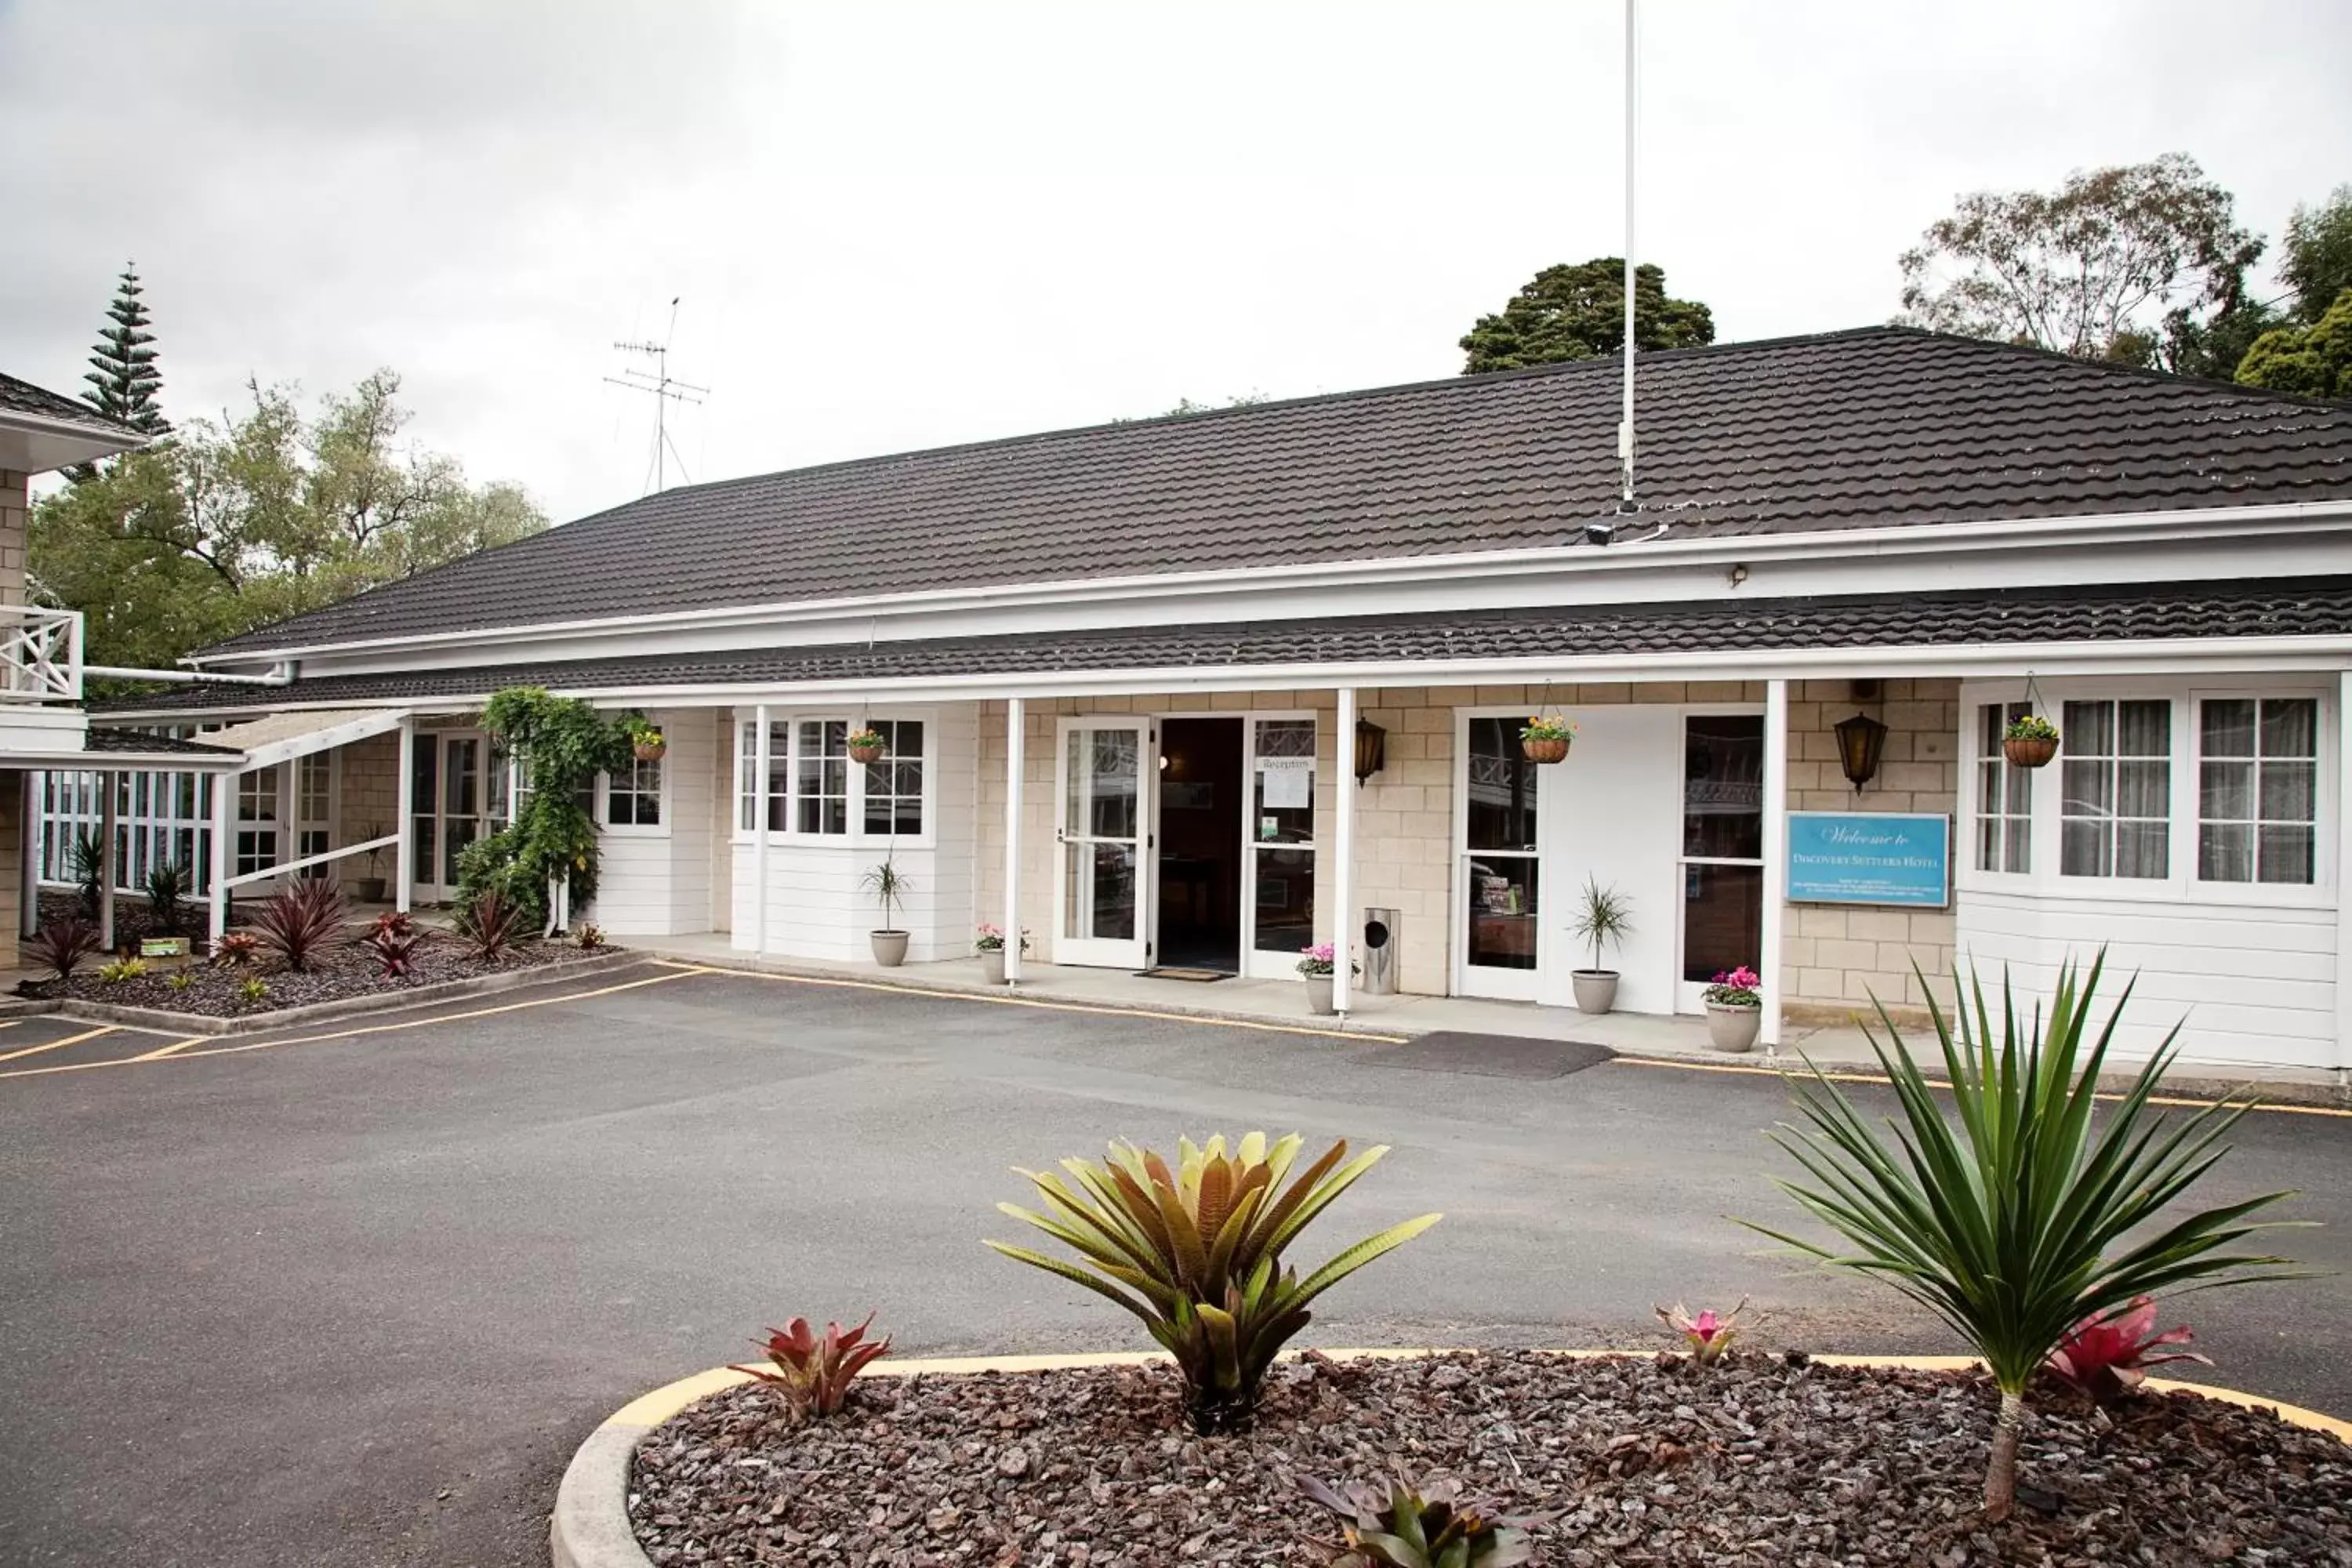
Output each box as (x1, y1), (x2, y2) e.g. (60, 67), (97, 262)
(85, 662), (296, 687)
(0, 405), (151, 445)
(180, 498), (2352, 670)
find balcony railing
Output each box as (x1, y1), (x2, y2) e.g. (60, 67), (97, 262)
(0, 604), (84, 703)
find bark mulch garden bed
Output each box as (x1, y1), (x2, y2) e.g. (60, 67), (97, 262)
(18, 926), (604, 1018)
(630, 1351), (2352, 1567)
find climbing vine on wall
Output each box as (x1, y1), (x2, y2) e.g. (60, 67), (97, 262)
(456, 687), (642, 930)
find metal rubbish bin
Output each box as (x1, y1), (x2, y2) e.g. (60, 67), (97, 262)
(1360, 907), (1399, 995)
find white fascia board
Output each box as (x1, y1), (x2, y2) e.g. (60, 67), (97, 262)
(0, 408), (149, 474)
(234, 709), (412, 771)
(183, 498), (2352, 674)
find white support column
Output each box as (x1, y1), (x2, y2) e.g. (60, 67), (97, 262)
(20, 770), (43, 938)
(394, 717), (416, 914)
(752, 704), (772, 956)
(98, 771), (118, 952)
(1334, 686), (1358, 1015)
(1760, 677), (1790, 1054)
(208, 770), (233, 942)
(2336, 671), (2352, 1082)
(1004, 697), (1026, 985)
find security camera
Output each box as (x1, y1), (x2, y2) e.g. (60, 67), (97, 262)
(1582, 520), (1617, 546)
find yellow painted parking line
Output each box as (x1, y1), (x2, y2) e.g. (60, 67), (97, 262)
(130, 1035), (211, 1062)
(0, 1024), (117, 1064)
(656, 959), (1410, 1044)
(0, 966), (717, 1083)
(1608, 1051), (2352, 1118)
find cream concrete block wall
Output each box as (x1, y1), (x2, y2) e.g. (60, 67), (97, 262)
(1, 468), (27, 604)
(0, 771), (20, 949)
(1781, 677), (1960, 1016)
(332, 732), (402, 858)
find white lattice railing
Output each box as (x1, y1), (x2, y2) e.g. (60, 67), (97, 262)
(0, 604), (83, 702)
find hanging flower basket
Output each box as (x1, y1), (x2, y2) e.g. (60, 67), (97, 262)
(633, 739), (667, 762)
(1519, 714), (1577, 765)
(848, 727), (887, 765)
(2003, 714), (2060, 769)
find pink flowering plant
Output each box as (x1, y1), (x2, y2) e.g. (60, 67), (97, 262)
(1704, 966), (1762, 1007)
(2044, 1295), (2211, 1405)
(1297, 942), (1339, 977)
(1656, 1297), (1756, 1366)
(974, 924), (1032, 954)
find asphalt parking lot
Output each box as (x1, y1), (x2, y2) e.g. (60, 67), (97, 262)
(2, 959), (2346, 1566)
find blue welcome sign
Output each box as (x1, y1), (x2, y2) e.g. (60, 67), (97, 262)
(1786, 812), (1951, 908)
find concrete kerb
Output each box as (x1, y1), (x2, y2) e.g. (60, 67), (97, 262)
(44, 946), (632, 1037)
(550, 1348), (2352, 1568)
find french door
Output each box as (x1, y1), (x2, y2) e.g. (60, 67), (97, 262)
(1054, 717), (1154, 969)
(1675, 714), (1768, 1012)
(410, 730), (494, 902)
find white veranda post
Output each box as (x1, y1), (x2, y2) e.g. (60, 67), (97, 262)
(751, 703), (772, 956)
(1334, 687), (1358, 1014)
(208, 769), (234, 941)
(1760, 678), (1789, 1051)
(1004, 696), (1025, 985)
(394, 717), (416, 915)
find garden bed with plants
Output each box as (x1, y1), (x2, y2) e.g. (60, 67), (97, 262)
(632, 1349), (2351, 1566)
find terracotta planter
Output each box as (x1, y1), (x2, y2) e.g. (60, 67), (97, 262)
(2003, 735), (2059, 768)
(1304, 972), (1335, 1015)
(849, 742), (886, 764)
(1706, 1000), (1761, 1053)
(1522, 736), (1570, 765)
(870, 930), (909, 967)
(978, 947), (1006, 985)
(633, 741), (667, 763)
(352, 877), (387, 905)
(1571, 970), (1618, 1014)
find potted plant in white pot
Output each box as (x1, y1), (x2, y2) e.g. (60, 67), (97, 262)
(352, 825), (388, 906)
(974, 923), (1029, 985)
(1703, 965), (1763, 1052)
(1567, 877), (1632, 1014)
(1296, 942), (1342, 1015)
(861, 857), (912, 967)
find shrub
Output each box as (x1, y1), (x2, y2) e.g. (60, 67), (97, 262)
(466, 688), (638, 930)
(27, 917), (101, 982)
(1300, 1474), (1535, 1568)
(368, 909), (417, 941)
(144, 860), (191, 937)
(71, 827), (105, 918)
(2045, 1296), (2211, 1405)
(1746, 953), (2303, 1521)
(1656, 1298), (1755, 1366)
(455, 888), (528, 963)
(728, 1315), (892, 1420)
(168, 970), (194, 993)
(211, 931), (262, 968)
(96, 957), (147, 985)
(238, 977), (269, 1006)
(249, 880), (347, 972)
(988, 1133), (1439, 1433)
(574, 924), (606, 950)
(361, 920), (427, 979)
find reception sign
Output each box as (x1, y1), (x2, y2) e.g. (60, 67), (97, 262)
(1786, 812), (1951, 908)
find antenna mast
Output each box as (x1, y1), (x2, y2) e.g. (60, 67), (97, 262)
(1618, 0), (1639, 513)
(605, 297), (709, 494)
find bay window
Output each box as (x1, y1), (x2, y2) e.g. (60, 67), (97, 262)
(735, 715), (930, 842)
(2198, 697), (2317, 884)
(2060, 699), (2170, 880)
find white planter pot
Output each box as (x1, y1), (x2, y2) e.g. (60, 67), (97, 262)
(1571, 970), (1619, 1014)
(870, 930), (909, 967)
(1706, 1000), (1761, 1053)
(978, 947), (1006, 985)
(1304, 973), (1334, 1015)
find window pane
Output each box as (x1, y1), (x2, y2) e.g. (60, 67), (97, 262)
(2260, 760), (2315, 823)
(2260, 699), (2317, 758)
(1464, 719), (1537, 852)
(2061, 818), (2107, 878)
(2203, 698), (2256, 758)
(2201, 759), (2253, 822)
(2114, 819), (2168, 880)
(1253, 846), (1315, 953)
(1683, 716), (1764, 859)
(1465, 858), (1537, 970)
(2259, 825), (2315, 884)
(2117, 700), (2169, 757)
(861, 720), (924, 837)
(2115, 759), (2169, 819)
(1252, 719), (1316, 847)
(1682, 862), (1765, 984)
(766, 723), (790, 832)
(2003, 815), (2031, 873)
(2062, 758), (2111, 818)
(2063, 700), (2113, 757)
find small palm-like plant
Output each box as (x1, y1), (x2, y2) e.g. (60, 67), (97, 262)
(1300, 1474), (1534, 1568)
(71, 827), (105, 918)
(729, 1314), (892, 1420)
(144, 860), (191, 937)
(249, 880), (347, 971)
(455, 889), (528, 963)
(988, 1133), (1439, 1433)
(27, 917), (101, 982)
(1745, 952), (2304, 1522)
(860, 856), (909, 934)
(1568, 877), (1632, 975)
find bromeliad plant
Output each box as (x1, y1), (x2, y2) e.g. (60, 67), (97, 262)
(2043, 1295), (2211, 1405)
(729, 1314), (893, 1421)
(987, 1133), (1440, 1434)
(1655, 1297), (1755, 1366)
(1745, 952), (2305, 1522)
(361, 914), (427, 978)
(1299, 1474), (1534, 1568)
(210, 931), (262, 968)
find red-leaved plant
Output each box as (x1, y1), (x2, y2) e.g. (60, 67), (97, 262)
(2044, 1295), (2211, 1404)
(730, 1314), (892, 1419)
(27, 917), (102, 982)
(249, 880), (347, 971)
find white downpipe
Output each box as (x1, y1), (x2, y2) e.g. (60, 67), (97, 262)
(1760, 678), (1789, 1052)
(1004, 697), (1025, 985)
(98, 771), (118, 952)
(1334, 686), (1358, 1015)
(2337, 672), (2352, 1081)
(208, 771), (232, 941)
(752, 703), (772, 956)
(394, 717), (415, 915)
(1620, 0), (1639, 508)
(20, 770), (43, 939)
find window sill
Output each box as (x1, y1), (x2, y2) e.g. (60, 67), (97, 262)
(731, 833), (941, 854)
(1957, 874), (2334, 910)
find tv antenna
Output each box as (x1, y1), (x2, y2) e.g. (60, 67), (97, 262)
(605, 297), (708, 494)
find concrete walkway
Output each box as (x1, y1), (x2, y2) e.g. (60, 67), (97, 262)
(637, 933), (2348, 1099)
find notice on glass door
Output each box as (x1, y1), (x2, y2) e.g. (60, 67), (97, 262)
(1259, 757), (1312, 809)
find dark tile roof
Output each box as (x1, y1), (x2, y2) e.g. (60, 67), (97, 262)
(200, 327), (2352, 658)
(85, 727), (240, 756)
(0, 371), (138, 436)
(116, 577), (2352, 713)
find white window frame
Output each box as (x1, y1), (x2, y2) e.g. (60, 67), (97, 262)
(731, 708), (939, 851)
(1450, 706), (1548, 1004)
(1956, 676), (2337, 910)
(598, 751), (670, 837)
(1969, 699), (2037, 881)
(2192, 691), (2324, 890)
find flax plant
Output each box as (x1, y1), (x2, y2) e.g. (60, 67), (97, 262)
(1745, 951), (2306, 1522)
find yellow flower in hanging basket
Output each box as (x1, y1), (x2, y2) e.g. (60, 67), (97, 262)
(1519, 713), (1576, 764)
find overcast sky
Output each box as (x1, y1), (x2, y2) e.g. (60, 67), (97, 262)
(5, 0), (2347, 524)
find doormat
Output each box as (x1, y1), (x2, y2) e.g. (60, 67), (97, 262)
(1137, 967), (1234, 983)
(1365, 1032), (1616, 1080)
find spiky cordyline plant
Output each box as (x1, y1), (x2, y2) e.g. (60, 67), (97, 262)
(249, 879), (347, 971)
(1744, 952), (2305, 1523)
(988, 1133), (1440, 1434)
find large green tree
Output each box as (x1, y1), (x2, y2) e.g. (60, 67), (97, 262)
(2235, 288), (2352, 401)
(80, 263), (171, 436)
(2278, 187), (2352, 326)
(1898, 154), (2265, 375)
(1459, 259), (1715, 374)
(31, 369), (547, 673)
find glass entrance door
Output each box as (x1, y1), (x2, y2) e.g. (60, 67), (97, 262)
(411, 730), (493, 902)
(1677, 714), (1766, 1011)
(1458, 715), (1543, 1000)
(1054, 718), (1153, 968)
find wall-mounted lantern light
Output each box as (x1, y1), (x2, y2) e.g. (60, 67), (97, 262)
(1834, 710), (1889, 792)
(1353, 717), (1387, 782)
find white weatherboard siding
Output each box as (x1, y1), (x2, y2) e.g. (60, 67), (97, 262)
(1956, 887), (2340, 1073)
(593, 709), (714, 938)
